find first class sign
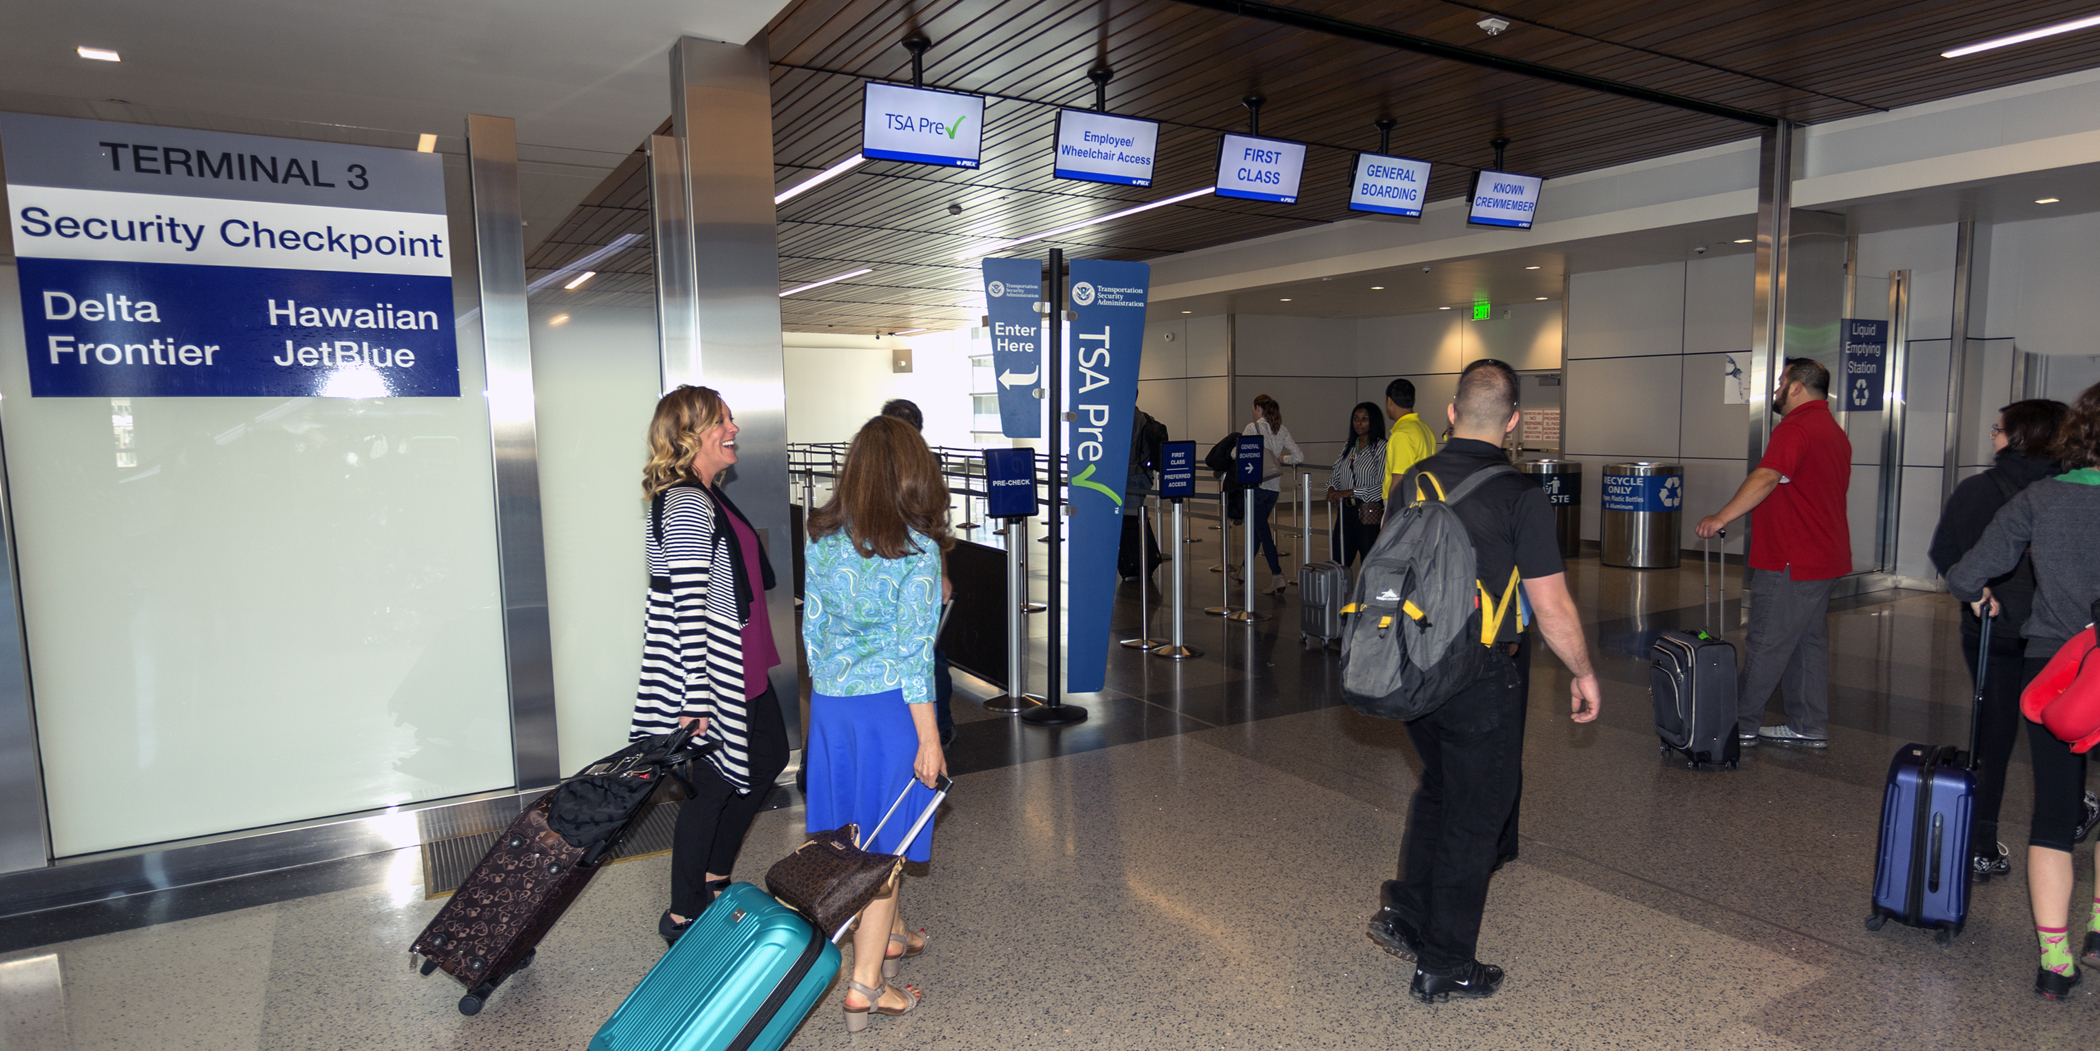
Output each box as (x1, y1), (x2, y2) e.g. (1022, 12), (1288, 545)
(1, 113), (458, 398)
(1214, 133), (1306, 205)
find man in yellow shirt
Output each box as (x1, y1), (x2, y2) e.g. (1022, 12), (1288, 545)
(1384, 377), (1438, 504)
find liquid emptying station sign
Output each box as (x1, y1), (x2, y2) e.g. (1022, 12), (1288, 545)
(1840, 318), (1888, 412)
(2, 113), (458, 398)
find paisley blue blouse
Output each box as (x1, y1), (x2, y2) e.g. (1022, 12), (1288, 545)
(802, 530), (942, 704)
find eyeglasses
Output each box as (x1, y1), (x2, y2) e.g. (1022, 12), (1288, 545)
(1990, 423), (2005, 436)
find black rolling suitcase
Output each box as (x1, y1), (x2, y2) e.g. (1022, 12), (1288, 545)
(1300, 507), (1348, 644)
(1865, 613), (1989, 944)
(411, 727), (709, 1015)
(1651, 533), (1740, 769)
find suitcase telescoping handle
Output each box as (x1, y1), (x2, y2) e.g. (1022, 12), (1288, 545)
(1967, 611), (1993, 770)
(830, 773), (955, 941)
(1703, 529), (1727, 635)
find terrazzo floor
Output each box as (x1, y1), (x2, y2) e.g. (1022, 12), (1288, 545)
(1, 532), (2093, 1050)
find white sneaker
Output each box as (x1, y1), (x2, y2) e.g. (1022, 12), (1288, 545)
(1756, 723), (1828, 748)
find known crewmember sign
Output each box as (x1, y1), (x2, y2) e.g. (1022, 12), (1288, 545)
(1, 112), (458, 398)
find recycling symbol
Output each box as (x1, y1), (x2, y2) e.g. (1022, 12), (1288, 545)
(1071, 281), (1097, 306)
(1852, 377), (1870, 407)
(1659, 476), (1682, 509)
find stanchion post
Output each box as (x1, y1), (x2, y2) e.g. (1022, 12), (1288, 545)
(1297, 468), (1313, 581)
(984, 516), (1044, 712)
(1205, 487), (1239, 615)
(1119, 493), (1164, 649)
(1154, 497), (1202, 659)
(1227, 486), (1268, 622)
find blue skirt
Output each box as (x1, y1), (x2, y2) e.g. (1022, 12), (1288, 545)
(805, 689), (937, 864)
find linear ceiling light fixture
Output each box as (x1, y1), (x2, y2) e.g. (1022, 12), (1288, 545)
(1943, 14), (2100, 57)
(780, 267), (874, 297)
(525, 232), (642, 294)
(893, 328), (927, 335)
(77, 47), (120, 61)
(775, 155), (867, 205)
(562, 271), (596, 290)
(953, 187), (1215, 260)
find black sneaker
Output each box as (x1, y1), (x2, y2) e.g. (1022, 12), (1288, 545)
(1971, 842), (2011, 882)
(1366, 907), (1424, 962)
(2036, 965), (2082, 1001)
(2081, 931), (2100, 971)
(2076, 791), (2100, 845)
(1410, 961), (1505, 1003)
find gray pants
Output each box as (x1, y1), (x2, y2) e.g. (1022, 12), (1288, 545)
(1736, 568), (1837, 736)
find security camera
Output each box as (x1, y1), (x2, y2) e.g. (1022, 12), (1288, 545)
(1421, 265), (1432, 273)
(1693, 245), (1708, 254)
(1478, 16), (1510, 35)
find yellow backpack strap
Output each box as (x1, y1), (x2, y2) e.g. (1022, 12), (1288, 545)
(1413, 472), (1447, 505)
(1477, 567), (1524, 644)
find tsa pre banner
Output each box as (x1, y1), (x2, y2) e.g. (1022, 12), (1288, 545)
(1, 112), (458, 398)
(1062, 258), (1149, 696)
(981, 257), (1042, 439)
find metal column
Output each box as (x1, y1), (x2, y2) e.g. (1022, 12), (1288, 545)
(1943, 221), (1977, 507)
(466, 113), (561, 791)
(1747, 118), (1793, 467)
(1876, 271), (1912, 573)
(664, 36), (802, 746)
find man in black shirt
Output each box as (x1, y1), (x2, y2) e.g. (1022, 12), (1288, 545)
(1366, 358), (1604, 1003)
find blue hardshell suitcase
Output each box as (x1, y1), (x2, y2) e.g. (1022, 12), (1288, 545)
(1866, 614), (1989, 944)
(591, 882), (841, 1051)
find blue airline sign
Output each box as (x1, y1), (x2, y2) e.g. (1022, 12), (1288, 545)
(981, 257), (1042, 438)
(1159, 440), (1196, 498)
(983, 448), (1038, 519)
(1062, 259), (1149, 695)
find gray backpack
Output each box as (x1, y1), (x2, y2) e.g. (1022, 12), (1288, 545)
(1340, 464), (1520, 721)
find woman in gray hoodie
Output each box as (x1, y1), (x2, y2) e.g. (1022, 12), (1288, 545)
(1949, 381), (2100, 1001)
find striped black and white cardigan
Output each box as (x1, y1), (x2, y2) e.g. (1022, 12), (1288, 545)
(629, 482), (774, 794)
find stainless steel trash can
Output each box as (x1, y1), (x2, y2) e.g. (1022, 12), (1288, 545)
(1516, 460), (1582, 558)
(1600, 462), (1683, 569)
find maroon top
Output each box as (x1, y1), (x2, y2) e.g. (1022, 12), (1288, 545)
(719, 490), (779, 698)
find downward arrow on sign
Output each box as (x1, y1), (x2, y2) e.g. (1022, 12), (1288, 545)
(998, 368), (1039, 389)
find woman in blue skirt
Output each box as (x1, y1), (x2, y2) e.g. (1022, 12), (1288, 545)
(802, 414), (949, 1031)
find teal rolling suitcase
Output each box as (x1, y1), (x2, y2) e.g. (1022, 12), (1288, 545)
(590, 882), (840, 1051)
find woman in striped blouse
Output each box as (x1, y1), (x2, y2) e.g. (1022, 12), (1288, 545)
(631, 385), (788, 947)
(1326, 401), (1387, 567)
(802, 415), (950, 1030)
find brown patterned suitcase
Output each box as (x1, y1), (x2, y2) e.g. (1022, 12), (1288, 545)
(412, 730), (705, 1016)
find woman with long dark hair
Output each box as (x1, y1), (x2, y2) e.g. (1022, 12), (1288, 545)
(1929, 398), (2075, 882)
(631, 385), (789, 947)
(802, 415), (952, 1030)
(1949, 381), (2100, 1001)
(1243, 393), (1304, 593)
(1327, 401), (1387, 568)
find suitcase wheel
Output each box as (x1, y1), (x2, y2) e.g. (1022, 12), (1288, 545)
(1725, 761), (1739, 771)
(419, 958), (438, 977)
(1935, 928), (1954, 947)
(1660, 745), (1671, 757)
(1864, 914), (1886, 932)
(516, 950), (534, 970)
(458, 991), (485, 1016)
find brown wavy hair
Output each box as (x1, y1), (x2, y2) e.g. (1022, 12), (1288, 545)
(2055, 382), (2100, 471)
(1253, 393), (1282, 431)
(807, 416), (954, 559)
(642, 385), (729, 497)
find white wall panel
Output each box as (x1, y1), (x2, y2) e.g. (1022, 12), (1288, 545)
(1186, 315), (1230, 377)
(1674, 458), (1749, 555)
(1902, 339), (1950, 467)
(1679, 352), (1746, 461)
(1858, 224), (1957, 342)
(1140, 319), (1187, 381)
(2043, 354), (2100, 401)
(1358, 311), (1464, 376)
(1233, 315), (1357, 376)
(1136, 379), (1189, 442)
(1567, 261), (1685, 359)
(1985, 211), (2100, 352)
(1564, 355), (1685, 461)
(1683, 252), (1755, 355)
(1897, 465), (1947, 582)
(1465, 302), (1563, 370)
(1188, 376), (1234, 445)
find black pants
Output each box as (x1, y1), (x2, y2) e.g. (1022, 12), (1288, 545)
(1497, 632), (1533, 863)
(670, 682), (791, 917)
(1330, 498), (1380, 568)
(1387, 651), (1526, 973)
(1959, 621), (2027, 851)
(2026, 653), (2091, 853)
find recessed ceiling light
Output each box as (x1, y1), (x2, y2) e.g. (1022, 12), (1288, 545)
(1943, 14), (2100, 58)
(1370, 285), (1385, 290)
(2036, 197), (2062, 204)
(1439, 306), (1452, 310)
(1279, 298), (1293, 302)
(416, 134), (437, 153)
(562, 270), (596, 290)
(775, 154), (867, 206)
(1536, 296), (1549, 301)
(548, 313), (570, 326)
(1524, 265), (1541, 270)
(76, 47), (120, 62)
(779, 267), (874, 297)
(1181, 310), (1192, 314)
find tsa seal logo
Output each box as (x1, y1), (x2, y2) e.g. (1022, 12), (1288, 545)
(1659, 476), (1682, 509)
(988, 280), (1006, 298)
(1071, 281), (1097, 306)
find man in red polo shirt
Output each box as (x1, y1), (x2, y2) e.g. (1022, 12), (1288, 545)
(1696, 358), (1852, 748)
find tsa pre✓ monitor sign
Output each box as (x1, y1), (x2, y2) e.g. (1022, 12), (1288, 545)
(862, 83), (984, 169)
(1, 113), (458, 398)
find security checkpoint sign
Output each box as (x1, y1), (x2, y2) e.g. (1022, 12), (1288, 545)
(1841, 318), (1888, 412)
(1601, 472), (1683, 513)
(1159, 440), (1196, 498)
(1062, 258), (1149, 696)
(1, 113), (458, 398)
(983, 448), (1038, 519)
(981, 257), (1043, 439)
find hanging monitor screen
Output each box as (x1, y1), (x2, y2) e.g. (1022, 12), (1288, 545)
(1348, 153), (1433, 217)
(1468, 170), (1544, 228)
(1214, 133), (1306, 204)
(1053, 109), (1159, 187)
(862, 82), (984, 168)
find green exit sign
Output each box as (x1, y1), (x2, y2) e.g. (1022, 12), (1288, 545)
(1472, 300), (1491, 320)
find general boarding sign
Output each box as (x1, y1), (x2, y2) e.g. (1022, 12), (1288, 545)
(1, 113), (459, 397)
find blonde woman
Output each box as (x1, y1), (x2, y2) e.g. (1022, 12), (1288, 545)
(631, 385), (788, 947)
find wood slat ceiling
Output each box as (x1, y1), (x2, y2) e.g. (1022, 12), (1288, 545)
(525, 0), (2100, 334)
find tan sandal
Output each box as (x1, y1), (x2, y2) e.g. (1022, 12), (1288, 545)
(882, 928), (927, 978)
(843, 978), (920, 1032)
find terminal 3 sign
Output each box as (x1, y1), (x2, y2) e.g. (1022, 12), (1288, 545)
(1, 113), (458, 398)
